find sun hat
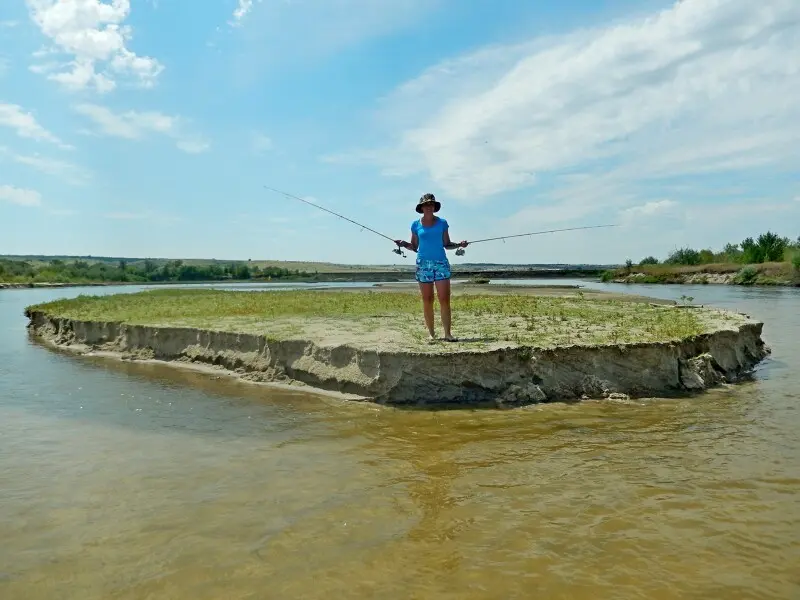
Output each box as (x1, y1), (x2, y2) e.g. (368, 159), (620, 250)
(416, 193), (441, 213)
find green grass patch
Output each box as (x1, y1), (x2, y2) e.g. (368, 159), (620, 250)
(26, 289), (715, 349)
(29, 289), (424, 322)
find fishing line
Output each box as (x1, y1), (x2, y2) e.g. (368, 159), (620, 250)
(263, 186), (409, 256)
(455, 224), (619, 255)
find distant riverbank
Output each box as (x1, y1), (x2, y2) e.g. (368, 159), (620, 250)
(606, 261), (799, 287)
(1, 266), (608, 290)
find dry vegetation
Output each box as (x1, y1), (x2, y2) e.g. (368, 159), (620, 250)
(625, 261), (789, 275)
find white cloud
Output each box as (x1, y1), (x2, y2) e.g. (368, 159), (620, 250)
(73, 103), (158, 139)
(231, 0), (259, 25)
(0, 21), (19, 28)
(0, 184), (42, 207)
(0, 103), (72, 149)
(0, 146), (91, 185)
(73, 103), (210, 153)
(622, 199), (678, 218)
(25, 0), (163, 93)
(252, 132), (273, 153)
(482, 169), (637, 236)
(354, 0), (800, 204)
(176, 139), (211, 154)
(229, 0), (440, 78)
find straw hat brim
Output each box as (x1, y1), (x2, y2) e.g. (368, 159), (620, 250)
(416, 201), (441, 213)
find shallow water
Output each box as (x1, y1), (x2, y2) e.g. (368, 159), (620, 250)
(1, 282), (799, 599)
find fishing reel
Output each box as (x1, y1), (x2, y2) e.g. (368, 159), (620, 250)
(393, 244), (407, 258)
(455, 247), (466, 256)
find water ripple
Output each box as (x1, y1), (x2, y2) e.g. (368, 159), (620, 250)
(1, 284), (799, 599)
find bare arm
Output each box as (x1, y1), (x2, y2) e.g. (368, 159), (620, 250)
(394, 233), (418, 252)
(443, 229), (468, 250)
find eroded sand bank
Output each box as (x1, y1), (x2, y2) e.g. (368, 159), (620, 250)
(25, 289), (770, 406)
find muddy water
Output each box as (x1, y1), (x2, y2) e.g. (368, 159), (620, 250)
(1, 282), (798, 599)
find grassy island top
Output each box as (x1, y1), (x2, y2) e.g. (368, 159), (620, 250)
(27, 288), (748, 352)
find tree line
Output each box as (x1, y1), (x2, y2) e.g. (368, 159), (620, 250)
(636, 231), (800, 267)
(0, 258), (313, 284)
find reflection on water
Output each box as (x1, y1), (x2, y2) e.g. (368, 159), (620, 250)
(1, 283), (799, 599)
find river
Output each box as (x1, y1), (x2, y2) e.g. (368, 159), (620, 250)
(1, 281), (798, 599)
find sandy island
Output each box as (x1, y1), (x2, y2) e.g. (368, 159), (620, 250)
(24, 284), (770, 406)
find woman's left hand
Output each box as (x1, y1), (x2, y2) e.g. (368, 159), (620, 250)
(459, 240), (469, 247)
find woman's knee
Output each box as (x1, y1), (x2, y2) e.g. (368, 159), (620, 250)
(435, 280), (451, 303)
(419, 284), (435, 303)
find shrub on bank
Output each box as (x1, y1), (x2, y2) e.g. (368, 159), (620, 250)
(666, 247), (702, 265)
(733, 266), (758, 285)
(792, 253), (800, 285)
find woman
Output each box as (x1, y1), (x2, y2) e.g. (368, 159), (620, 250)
(395, 193), (468, 342)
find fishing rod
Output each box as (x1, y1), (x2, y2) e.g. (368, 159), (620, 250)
(263, 186), (410, 257)
(264, 185), (617, 258)
(455, 224), (619, 255)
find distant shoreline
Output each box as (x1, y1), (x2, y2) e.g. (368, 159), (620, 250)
(0, 266), (609, 290)
(605, 262), (799, 288)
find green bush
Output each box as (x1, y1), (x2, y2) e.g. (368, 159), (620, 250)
(733, 266), (758, 285)
(698, 249), (715, 264)
(741, 232), (789, 263)
(720, 243), (742, 263)
(666, 247), (701, 265)
(624, 259), (633, 274)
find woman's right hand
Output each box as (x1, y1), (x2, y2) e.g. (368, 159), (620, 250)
(394, 240), (406, 248)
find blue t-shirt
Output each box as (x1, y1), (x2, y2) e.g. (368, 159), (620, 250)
(412, 217), (448, 262)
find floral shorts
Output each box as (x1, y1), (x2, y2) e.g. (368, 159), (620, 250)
(415, 258), (451, 283)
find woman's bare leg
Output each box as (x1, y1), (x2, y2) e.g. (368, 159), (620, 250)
(435, 278), (453, 339)
(418, 282), (435, 338)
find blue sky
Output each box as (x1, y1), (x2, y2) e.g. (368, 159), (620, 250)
(1, 0), (798, 265)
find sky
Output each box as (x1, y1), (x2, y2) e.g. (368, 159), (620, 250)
(1, 0), (798, 266)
